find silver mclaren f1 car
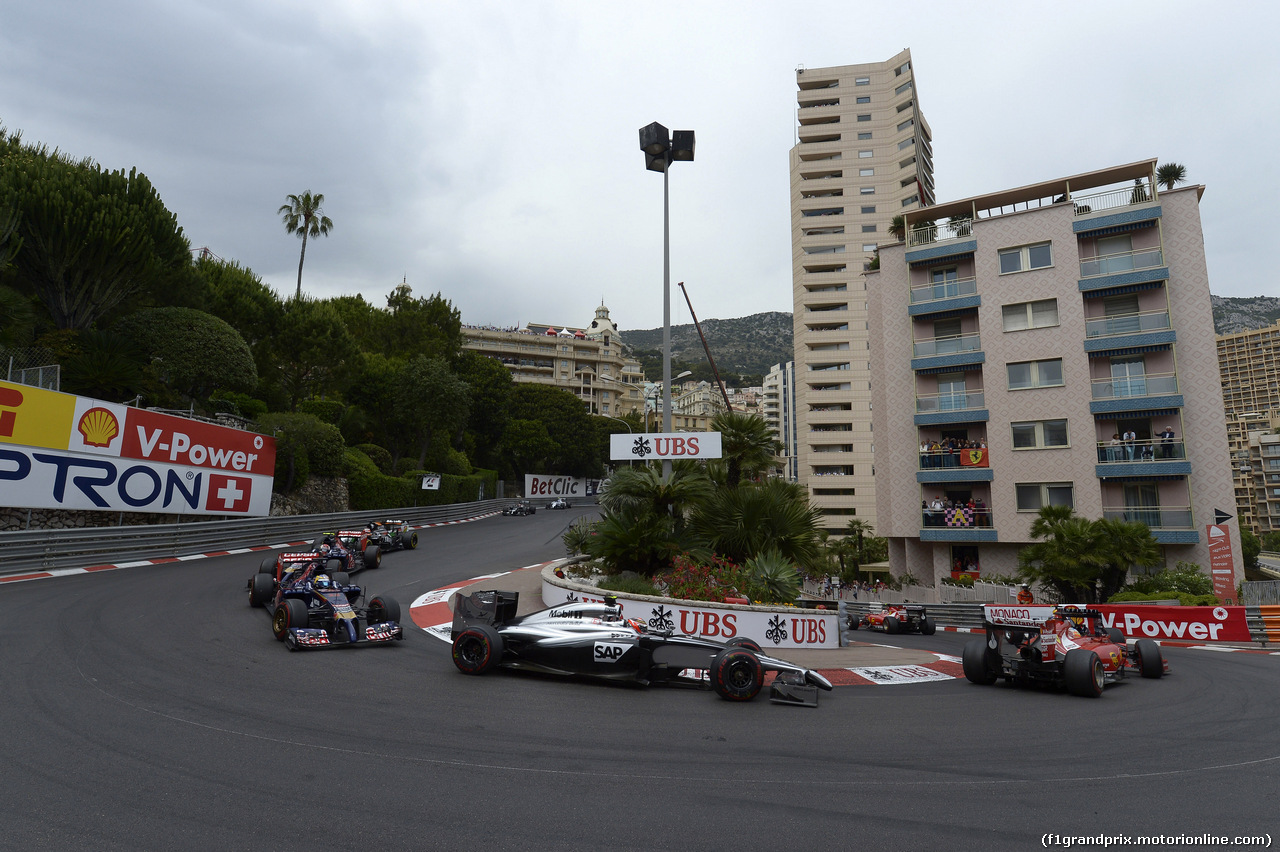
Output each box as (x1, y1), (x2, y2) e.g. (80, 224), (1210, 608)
(449, 590), (834, 706)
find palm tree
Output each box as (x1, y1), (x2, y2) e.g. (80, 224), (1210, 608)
(278, 191), (333, 300)
(1018, 506), (1105, 602)
(598, 462), (714, 527)
(845, 518), (875, 567)
(711, 411), (781, 487)
(1092, 517), (1162, 602)
(888, 215), (906, 241)
(1156, 163), (1187, 192)
(687, 478), (824, 572)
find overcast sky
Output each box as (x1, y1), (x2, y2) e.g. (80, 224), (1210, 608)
(2, 1), (1275, 333)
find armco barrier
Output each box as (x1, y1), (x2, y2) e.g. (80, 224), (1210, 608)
(0, 499), (514, 577)
(1252, 606), (1280, 642)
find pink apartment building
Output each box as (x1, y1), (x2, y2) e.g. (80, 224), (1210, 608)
(868, 160), (1243, 587)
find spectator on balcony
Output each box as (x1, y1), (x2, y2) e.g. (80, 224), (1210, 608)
(1123, 429), (1137, 460)
(1108, 433), (1122, 462)
(974, 496), (988, 526)
(1160, 426), (1176, 459)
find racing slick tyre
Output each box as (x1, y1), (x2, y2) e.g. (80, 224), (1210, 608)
(368, 595), (401, 625)
(710, 648), (764, 702)
(847, 616), (860, 631)
(362, 545), (382, 570)
(1106, 628), (1126, 645)
(325, 558), (344, 574)
(726, 637), (763, 653)
(452, 624), (504, 674)
(404, 531), (419, 550)
(883, 616), (900, 635)
(920, 616), (937, 636)
(272, 598), (309, 641)
(1134, 639), (1164, 679)
(259, 556), (277, 573)
(962, 638), (999, 685)
(249, 572), (275, 608)
(1064, 649), (1105, 697)
(330, 571), (351, 588)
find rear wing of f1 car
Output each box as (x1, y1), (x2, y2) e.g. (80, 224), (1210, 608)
(452, 589), (520, 637)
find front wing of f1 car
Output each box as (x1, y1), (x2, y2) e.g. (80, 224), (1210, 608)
(450, 590), (834, 706)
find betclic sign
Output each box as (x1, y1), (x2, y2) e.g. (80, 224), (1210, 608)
(0, 380), (275, 516)
(609, 432), (722, 462)
(525, 474), (584, 498)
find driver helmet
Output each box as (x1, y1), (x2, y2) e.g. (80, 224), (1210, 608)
(314, 573), (331, 590)
(318, 544), (331, 557)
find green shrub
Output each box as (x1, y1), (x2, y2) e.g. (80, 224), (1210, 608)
(563, 517), (600, 556)
(298, 399), (344, 425)
(1123, 562), (1214, 597)
(598, 574), (661, 597)
(209, 390), (269, 420)
(258, 411), (345, 491)
(353, 443), (394, 475)
(744, 549), (802, 604)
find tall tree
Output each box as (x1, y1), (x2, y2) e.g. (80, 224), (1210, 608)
(277, 191), (333, 300)
(272, 297), (358, 409)
(712, 410), (781, 487)
(391, 354), (471, 468)
(507, 383), (603, 477)
(1, 132), (192, 330)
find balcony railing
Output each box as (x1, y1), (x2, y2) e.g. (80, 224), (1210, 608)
(921, 506), (992, 528)
(1078, 247), (1164, 278)
(1071, 181), (1156, 215)
(1084, 309), (1171, 339)
(910, 276), (977, 304)
(1091, 372), (1178, 400)
(913, 333), (981, 358)
(1101, 506), (1193, 529)
(1095, 439), (1186, 463)
(907, 218), (973, 247)
(915, 391), (985, 413)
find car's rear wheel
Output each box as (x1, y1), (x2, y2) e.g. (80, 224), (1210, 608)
(405, 531), (419, 550)
(1064, 649), (1104, 697)
(368, 594), (401, 625)
(962, 638), (998, 685)
(258, 556), (277, 574)
(1134, 639), (1163, 678)
(884, 616), (900, 635)
(847, 616), (860, 631)
(726, 636), (763, 653)
(920, 616), (936, 635)
(452, 624), (503, 674)
(710, 648), (763, 701)
(330, 571), (351, 588)
(362, 544), (382, 570)
(249, 572), (275, 608)
(273, 598), (309, 640)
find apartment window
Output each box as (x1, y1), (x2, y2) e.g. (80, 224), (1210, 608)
(1016, 482), (1075, 512)
(895, 80), (913, 95)
(1007, 359), (1064, 390)
(860, 187), (875, 195)
(855, 77), (870, 86)
(898, 137), (915, 150)
(862, 244), (877, 252)
(897, 118), (914, 132)
(859, 168), (874, 176)
(1011, 419), (1069, 449)
(858, 150), (874, 158)
(1002, 299), (1059, 332)
(857, 114), (871, 122)
(895, 61), (911, 75)
(897, 100), (914, 113)
(999, 242), (1053, 274)
(861, 224), (876, 233)
(857, 132), (872, 140)
(860, 205), (876, 214)
(901, 195), (919, 207)
(856, 96), (870, 104)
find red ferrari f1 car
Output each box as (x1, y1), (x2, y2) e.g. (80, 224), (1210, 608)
(963, 605), (1167, 697)
(848, 603), (936, 635)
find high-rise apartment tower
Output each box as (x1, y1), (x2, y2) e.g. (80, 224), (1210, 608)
(790, 48), (934, 533)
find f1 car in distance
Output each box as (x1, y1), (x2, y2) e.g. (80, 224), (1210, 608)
(963, 605), (1167, 697)
(365, 519), (419, 552)
(450, 590), (834, 706)
(316, 531), (382, 573)
(545, 497), (570, 510)
(502, 500), (536, 516)
(248, 550), (403, 651)
(848, 603), (936, 635)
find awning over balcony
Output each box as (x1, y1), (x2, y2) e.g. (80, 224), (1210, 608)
(1092, 408), (1179, 419)
(1075, 220), (1158, 239)
(908, 251), (973, 268)
(1082, 280), (1165, 299)
(1086, 343), (1171, 358)
(914, 364), (984, 376)
(1097, 475), (1187, 483)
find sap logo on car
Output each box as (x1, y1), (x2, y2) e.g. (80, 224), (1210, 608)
(594, 642), (630, 662)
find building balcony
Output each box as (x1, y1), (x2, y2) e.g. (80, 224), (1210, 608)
(913, 333), (981, 359)
(1084, 309), (1170, 339)
(1070, 182), (1158, 221)
(1101, 505), (1199, 544)
(1079, 247), (1164, 279)
(906, 218), (972, 247)
(1089, 373), (1183, 415)
(908, 277), (980, 317)
(915, 390), (985, 414)
(919, 507), (998, 542)
(1094, 439), (1190, 478)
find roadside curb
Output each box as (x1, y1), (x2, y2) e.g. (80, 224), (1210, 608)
(0, 511), (502, 585)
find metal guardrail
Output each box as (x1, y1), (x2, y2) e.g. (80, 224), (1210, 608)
(0, 499), (516, 577)
(844, 601), (986, 630)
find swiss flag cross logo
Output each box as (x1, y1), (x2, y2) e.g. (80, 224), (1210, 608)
(206, 474), (251, 513)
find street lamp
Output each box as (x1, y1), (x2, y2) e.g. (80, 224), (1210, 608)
(639, 121), (695, 480)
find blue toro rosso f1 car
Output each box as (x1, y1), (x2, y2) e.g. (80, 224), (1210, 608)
(248, 550), (403, 651)
(450, 590), (834, 706)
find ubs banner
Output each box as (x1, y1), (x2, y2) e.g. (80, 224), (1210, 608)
(609, 432), (722, 462)
(0, 381), (276, 516)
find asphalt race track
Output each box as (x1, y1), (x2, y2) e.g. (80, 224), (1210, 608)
(2, 506), (1277, 851)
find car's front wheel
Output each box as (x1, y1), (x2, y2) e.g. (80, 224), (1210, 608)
(710, 648), (763, 701)
(452, 625), (504, 674)
(883, 615), (900, 635)
(249, 572), (275, 608)
(726, 636), (763, 653)
(272, 598), (309, 640)
(405, 531), (419, 550)
(368, 595), (401, 625)
(1134, 639), (1163, 679)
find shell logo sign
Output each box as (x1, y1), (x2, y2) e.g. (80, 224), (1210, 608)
(0, 380), (275, 516)
(77, 407), (121, 448)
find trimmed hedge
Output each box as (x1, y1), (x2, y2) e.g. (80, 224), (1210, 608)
(353, 443), (394, 475)
(298, 399), (345, 426)
(343, 450), (499, 511)
(258, 411), (345, 492)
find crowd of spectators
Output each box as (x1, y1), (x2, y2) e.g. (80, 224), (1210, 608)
(919, 437), (986, 468)
(921, 495), (990, 527)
